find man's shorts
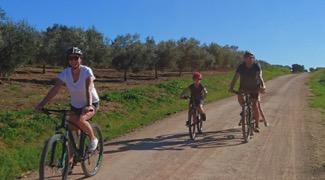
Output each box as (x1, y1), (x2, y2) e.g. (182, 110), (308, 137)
(239, 90), (260, 102)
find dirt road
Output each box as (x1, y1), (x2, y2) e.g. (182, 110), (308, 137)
(59, 73), (314, 179)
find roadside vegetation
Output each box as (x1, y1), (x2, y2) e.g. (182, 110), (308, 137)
(307, 69), (325, 176)
(309, 69), (325, 111)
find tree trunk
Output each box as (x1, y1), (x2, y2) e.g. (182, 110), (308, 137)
(42, 64), (46, 74)
(154, 64), (158, 79)
(124, 69), (127, 81)
(179, 68), (182, 77)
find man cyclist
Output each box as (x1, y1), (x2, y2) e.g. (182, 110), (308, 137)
(229, 51), (266, 132)
(35, 47), (100, 151)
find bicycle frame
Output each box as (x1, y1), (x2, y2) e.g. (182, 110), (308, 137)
(40, 108), (104, 179)
(47, 110), (88, 164)
(241, 92), (255, 139)
(189, 98), (200, 123)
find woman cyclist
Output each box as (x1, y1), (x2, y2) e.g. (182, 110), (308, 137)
(35, 47), (100, 151)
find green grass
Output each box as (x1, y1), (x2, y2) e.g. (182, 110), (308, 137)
(309, 69), (325, 111)
(97, 73), (233, 140)
(0, 66), (290, 179)
(0, 110), (55, 179)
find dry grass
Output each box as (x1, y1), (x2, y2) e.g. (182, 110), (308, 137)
(0, 66), (228, 112)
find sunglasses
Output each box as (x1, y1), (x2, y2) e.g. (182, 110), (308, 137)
(245, 56), (255, 60)
(68, 56), (80, 61)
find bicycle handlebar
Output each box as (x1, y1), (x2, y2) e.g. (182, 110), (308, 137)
(41, 108), (70, 115)
(181, 95), (190, 99)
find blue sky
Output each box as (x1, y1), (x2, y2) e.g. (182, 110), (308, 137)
(1, 0), (324, 68)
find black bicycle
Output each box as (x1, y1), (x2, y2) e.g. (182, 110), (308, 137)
(185, 97), (204, 140)
(39, 109), (104, 180)
(233, 91), (256, 143)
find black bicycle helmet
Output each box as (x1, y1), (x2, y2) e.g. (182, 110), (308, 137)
(243, 51), (254, 58)
(66, 47), (83, 56)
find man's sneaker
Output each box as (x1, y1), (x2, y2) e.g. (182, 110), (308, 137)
(238, 111), (244, 126)
(186, 120), (190, 127)
(254, 127), (260, 133)
(254, 125), (260, 133)
(88, 138), (98, 152)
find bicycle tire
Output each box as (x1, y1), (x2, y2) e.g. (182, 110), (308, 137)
(81, 124), (104, 177)
(39, 134), (69, 180)
(247, 106), (254, 137)
(197, 114), (203, 134)
(188, 110), (197, 140)
(242, 109), (250, 143)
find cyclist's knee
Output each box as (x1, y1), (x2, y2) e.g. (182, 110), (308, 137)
(79, 114), (94, 122)
(237, 95), (244, 106)
(198, 105), (204, 113)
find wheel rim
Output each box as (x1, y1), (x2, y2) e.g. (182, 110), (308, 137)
(40, 136), (69, 179)
(188, 111), (196, 140)
(242, 109), (250, 142)
(197, 115), (203, 133)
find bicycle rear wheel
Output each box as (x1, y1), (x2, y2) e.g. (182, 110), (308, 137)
(188, 110), (197, 140)
(39, 134), (69, 180)
(81, 124), (104, 177)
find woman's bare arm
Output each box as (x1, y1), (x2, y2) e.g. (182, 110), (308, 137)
(85, 76), (95, 106)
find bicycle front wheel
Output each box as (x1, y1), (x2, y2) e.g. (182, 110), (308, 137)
(188, 110), (197, 140)
(39, 134), (69, 180)
(242, 109), (250, 143)
(197, 114), (203, 134)
(81, 124), (104, 177)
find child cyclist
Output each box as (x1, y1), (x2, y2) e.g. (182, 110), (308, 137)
(180, 72), (208, 126)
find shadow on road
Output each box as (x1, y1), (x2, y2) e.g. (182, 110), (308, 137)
(104, 128), (244, 154)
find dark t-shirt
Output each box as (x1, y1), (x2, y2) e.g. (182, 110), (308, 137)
(236, 62), (261, 91)
(189, 83), (205, 101)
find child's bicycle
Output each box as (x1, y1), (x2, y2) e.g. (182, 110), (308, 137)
(39, 108), (104, 180)
(182, 96), (204, 140)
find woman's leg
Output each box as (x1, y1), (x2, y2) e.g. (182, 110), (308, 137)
(71, 109), (98, 151)
(75, 110), (96, 140)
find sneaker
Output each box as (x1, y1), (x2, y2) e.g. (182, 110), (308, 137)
(68, 163), (73, 175)
(201, 113), (206, 121)
(186, 120), (190, 127)
(254, 127), (260, 133)
(238, 111), (244, 126)
(88, 138), (98, 152)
